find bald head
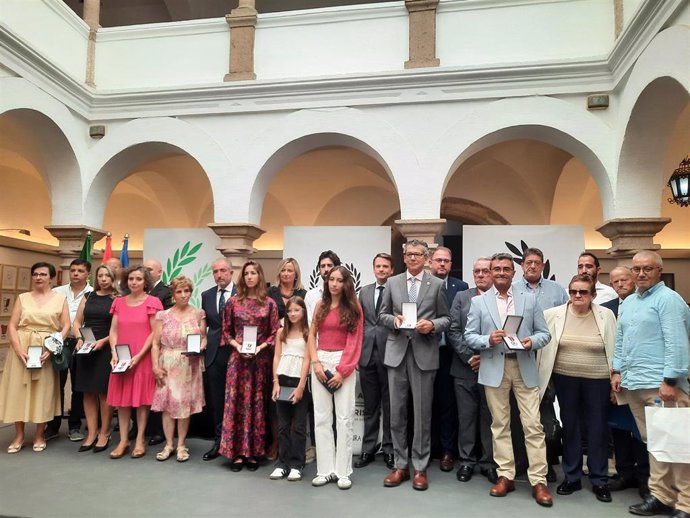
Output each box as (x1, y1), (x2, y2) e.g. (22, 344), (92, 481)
(105, 257), (122, 276)
(144, 259), (163, 283)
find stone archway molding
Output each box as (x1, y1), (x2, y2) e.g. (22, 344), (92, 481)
(441, 197), (509, 225)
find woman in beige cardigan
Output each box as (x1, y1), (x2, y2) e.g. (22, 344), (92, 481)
(537, 274), (617, 503)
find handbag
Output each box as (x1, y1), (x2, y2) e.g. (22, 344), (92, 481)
(645, 404), (690, 463)
(44, 334), (73, 371)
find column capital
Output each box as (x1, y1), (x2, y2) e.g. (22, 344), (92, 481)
(44, 225), (107, 270)
(225, 8), (258, 28)
(224, 5), (258, 82)
(405, 0), (439, 13)
(208, 223), (265, 267)
(395, 219), (446, 249)
(595, 217), (671, 258)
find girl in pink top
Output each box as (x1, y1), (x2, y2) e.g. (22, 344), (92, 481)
(308, 265), (363, 490)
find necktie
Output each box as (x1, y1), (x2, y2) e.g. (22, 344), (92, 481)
(218, 289), (226, 314)
(375, 285), (384, 314)
(408, 277), (417, 303)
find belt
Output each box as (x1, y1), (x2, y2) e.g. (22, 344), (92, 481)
(505, 353), (517, 359)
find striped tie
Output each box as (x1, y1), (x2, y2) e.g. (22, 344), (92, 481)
(408, 278), (417, 303)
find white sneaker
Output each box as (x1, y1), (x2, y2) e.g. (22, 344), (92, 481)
(337, 476), (352, 490)
(269, 468), (288, 480)
(287, 469), (302, 481)
(311, 474), (336, 487)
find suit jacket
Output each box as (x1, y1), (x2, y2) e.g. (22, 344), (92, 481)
(464, 287), (550, 388)
(601, 297), (620, 318)
(150, 281), (173, 309)
(379, 271), (450, 371)
(447, 287), (480, 379)
(358, 282), (390, 367)
(536, 302), (617, 399)
(441, 276), (469, 346)
(201, 283), (236, 367)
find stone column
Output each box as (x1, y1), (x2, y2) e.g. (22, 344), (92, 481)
(404, 0), (440, 69)
(45, 225), (107, 272)
(83, 0), (100, 87)
(395, 218), (446, 249)
(208, 223), (265, 277)
(614, 0), (623, 39)
(596, 217), (671, 261)
(224, 0), (258, 81)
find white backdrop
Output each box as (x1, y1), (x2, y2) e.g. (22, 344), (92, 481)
(462, 225), (585, 286)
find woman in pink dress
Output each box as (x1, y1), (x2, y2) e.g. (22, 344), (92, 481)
(107, 265), (163, 459)
(219, 261), (280, 471)
(151, 275), (207, 463)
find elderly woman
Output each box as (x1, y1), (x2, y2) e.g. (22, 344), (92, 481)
(0, 262), (70, 453)
(107, 265), (163, 459)
(72, 264), (117, 453)
(151, 275), (207, 463)
(537, 274), (617, 503)
(267, 258), (307, 320)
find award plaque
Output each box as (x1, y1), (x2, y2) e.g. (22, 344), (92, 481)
(26, 345), (43, 369)
(77, 326), (97, 355)
(112, 344), (132, 373)
(502, 315), (525, 350)
(240, 326), (258, 355)
(183, 333), (202, 356)
(400, 302), (418, 330)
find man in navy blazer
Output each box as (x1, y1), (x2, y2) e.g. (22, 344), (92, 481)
(201, 258), (236, 460)
(429, 246), (468, 472)
(465, 253), (552, 507)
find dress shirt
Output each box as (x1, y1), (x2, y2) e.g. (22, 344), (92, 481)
(515, 277), (568, 311)
(495, 287), (514, 325)
(406, 272), (424, 299)
(613, 281), (690, 393)
(215, 282), (234, 312)
(305, 285), (323, 325)
(53, 282), (93, 323)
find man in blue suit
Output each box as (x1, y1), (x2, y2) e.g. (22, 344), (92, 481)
(429, 246), (468, 472)
(201, 258), (236, 461)
(465, 253), (552, 507)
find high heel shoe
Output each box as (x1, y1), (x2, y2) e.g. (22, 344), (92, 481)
(78, 441), (95, 453)
(110, 443), (130, 459)
(93, 434), (111, 453)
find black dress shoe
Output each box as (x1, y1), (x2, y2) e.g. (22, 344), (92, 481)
(354, 452), (374, 468)
(609, 474), (638, 491)
(229, 460), (243, 472)
(556, 479), (583, 495)
(203, 445), (220, 461)
(148, 434), (165, 446)
(384, 453), (395, 470)
(245, 459), (259, 472)
(481, 467), (499, 484)
(593, 484), (612, 503)
(629, 495), (674, 516)
(456, 465), (473, 482)
(671, 510), (690, 518)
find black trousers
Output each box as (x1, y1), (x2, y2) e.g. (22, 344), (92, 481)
(275, 375), (309, 470)
(204, 346), (231, 446)
(453, 376), (495, 470)
(431, 345), (458, 457)
(359, 342), (392, 455)
(611, 405), (649, 484)
(50, 339), (83, 432)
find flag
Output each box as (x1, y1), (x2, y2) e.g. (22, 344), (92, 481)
(120, 234), (129, 268)
(102, 233), (112, 263)
(80, 231), (92, 264)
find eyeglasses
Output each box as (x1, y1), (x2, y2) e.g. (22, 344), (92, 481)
(473, 268), (491, 275)
(433, 258), (451, 264)
(491, 267), (514, 274)
(631, 266), (660, 275)
(404, 252), (425, 258)
(31, 272), (50, 277)
(568, 289), (591, 296)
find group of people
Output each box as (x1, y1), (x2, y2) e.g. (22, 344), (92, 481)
(0, 243), (688, 518)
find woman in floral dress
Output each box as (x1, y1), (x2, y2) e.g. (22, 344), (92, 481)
(151, 275), (206, 462)
(219, 261), (280, 471)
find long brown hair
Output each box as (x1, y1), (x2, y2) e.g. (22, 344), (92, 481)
(314, 265), (360, 333)
(236, 261), (268, 305)
(279, 296), (309, 343)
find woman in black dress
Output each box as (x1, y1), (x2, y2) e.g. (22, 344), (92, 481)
(72, 264), (116, 453)
(267, 258), (307, 320)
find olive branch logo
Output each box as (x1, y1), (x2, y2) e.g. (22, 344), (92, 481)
(162, 241), (212, 308)
(504, 240), (556, 281)
(307, 263), (362, 294)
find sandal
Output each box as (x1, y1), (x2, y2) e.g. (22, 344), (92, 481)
(7, 443), (23, 454)
(176, 446), (190, 463)
(156, 445), (175, 462)
(32, 443), (47, 452)
(131, 446), (146, 459)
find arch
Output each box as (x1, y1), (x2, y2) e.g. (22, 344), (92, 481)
(84, 117), (230, 228)
(426, 96), (614, 219)
(0, 78), (85, 224)
(231, 108), (416, 224)
(441, 197), (510, 225)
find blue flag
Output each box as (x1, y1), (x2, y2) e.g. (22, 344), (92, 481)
(120, 234), (129, 268)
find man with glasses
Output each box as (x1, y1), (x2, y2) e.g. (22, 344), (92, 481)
(465, 253), (552, 507)
(611, 251), (690, 518)
(428, 246), (468, 472)
(380, 240), (450, 491)
(447, 257), (497, 484)
(577, 252), (617, 304)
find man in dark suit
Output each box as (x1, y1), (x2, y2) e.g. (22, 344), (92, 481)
(201, 258), (236, 460)
(429, 246), (468, 471)
(602, 266), (650, 498)
(380, 239), (450, 491)
(447, 256), (497, 484)
(355, 252), (395, 470)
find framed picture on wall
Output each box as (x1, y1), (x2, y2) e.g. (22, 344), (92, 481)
(2, 266), (17, 290)
(0, 319), (9, 344)
(17, 267), (31, 291)
(1, 293), (15, 316)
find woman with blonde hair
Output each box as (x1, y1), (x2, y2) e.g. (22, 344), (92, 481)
(268, 258), (307, 320)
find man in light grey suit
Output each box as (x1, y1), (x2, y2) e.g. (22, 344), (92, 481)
(355, 253), (395, 470)
(380, 240), (450, 491)
(465, 253), (553, 507)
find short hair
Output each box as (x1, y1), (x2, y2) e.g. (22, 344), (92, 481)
(632, 250), (663, 267)
(274, 258), (304, 290)
(609, 265), (634, 278)
(317, 250), (341, 269)
(473, 256), (492, 268)
(578, 252), (600, 268)
(490, 252), (514, 263)
(122, 264), (153, 292)
(522, 248), (544, 262)
(31, 262), (56, 279)
(432, 246), (452, 258)
(404, 239), (429, 256)
(170, 275), (194, 294)
(372, 252), (393, 268)
(212, 257), (233, 270)
(70, 258), (92, 272)
(568, 274), (596, 296)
